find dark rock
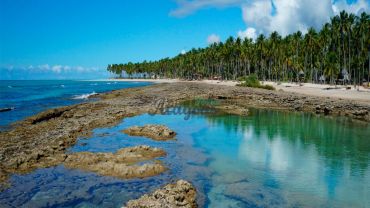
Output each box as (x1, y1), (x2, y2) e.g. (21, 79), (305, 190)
(0, 107), (14, 113)
(353, 110), (368, 116)
(323, 106), (332, 115)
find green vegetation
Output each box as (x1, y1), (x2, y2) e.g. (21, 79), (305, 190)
(108, 11), (369, 86)
(237, 74), (275, 90)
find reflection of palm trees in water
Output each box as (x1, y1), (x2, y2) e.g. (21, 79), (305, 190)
(204, 109), (369, 202)
(205, 109), (370, 175)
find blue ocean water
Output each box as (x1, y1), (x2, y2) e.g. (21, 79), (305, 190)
(0, 80), (151, 129)
(1, 103), (369, 207)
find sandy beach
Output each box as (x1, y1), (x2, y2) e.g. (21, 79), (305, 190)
(92, 78), (370, 104)
(262, 81), (370, 104)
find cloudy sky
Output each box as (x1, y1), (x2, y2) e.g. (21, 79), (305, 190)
(0, 0), (369, 79)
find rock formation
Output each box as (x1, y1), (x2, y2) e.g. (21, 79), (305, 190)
(64, 145), (167, 179)
(125, 180), (197, 208)
(123, 125), (176, 141)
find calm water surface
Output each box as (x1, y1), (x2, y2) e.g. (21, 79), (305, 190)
(0, 102), (369, 207)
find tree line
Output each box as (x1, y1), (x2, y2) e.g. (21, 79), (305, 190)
(107, 11), (369, 86)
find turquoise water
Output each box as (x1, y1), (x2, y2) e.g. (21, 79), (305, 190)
(0, 80), (151, 129)
(0, 103), (369, 207)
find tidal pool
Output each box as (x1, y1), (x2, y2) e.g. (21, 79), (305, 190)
(1, 105), (369, 207)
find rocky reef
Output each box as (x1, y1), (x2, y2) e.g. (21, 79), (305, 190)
(0, 82), (369, 186)
(122, 125), (177, 141)
(125, 180), (197, 208)
(64, 145), (167, 179)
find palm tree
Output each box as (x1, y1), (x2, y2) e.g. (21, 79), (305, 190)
(107, 11), (369, 86)
(324, 52), (340, 84)
(256, 34), (266, 80)
(305, 27), (318, 82)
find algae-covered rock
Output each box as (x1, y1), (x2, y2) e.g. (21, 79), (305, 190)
(123, 125), (176, 141)
(64, 145), (167, 179)
(125, 180), (197, 208)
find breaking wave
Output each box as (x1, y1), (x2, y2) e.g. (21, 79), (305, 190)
(72, 92), (97, 100)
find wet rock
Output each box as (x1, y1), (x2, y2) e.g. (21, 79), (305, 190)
(0, 107), (14, 113)
(294, 104), (302, 111)
(353, 110), (368, 116)
(27, 107), (72, 124)
(122, 125), (176, 141)
(64, 145), (167, 179)
(214, 104), (249, 116)
(0, 82), (369, 186)
(125, 180), (197, 208)
(323, 106), (333, 115)
(223, 181), (286, 207)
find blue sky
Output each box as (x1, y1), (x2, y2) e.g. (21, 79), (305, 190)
(0, 0), (369, 79)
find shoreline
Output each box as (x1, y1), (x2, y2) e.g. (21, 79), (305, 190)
(88, 78), (370, 104)
(0, 82), (369, 189)
(262, 81), (370, 104)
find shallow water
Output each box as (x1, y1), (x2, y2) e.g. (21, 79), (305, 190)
(0, 80), (151, 129)
(0, 104), (369, 207)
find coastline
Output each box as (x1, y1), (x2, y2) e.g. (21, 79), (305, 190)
(0, 81), (369, 196)
(262, 81), (370, 104)
(84, 78), (179, 83)
(88, 78), (370, 104)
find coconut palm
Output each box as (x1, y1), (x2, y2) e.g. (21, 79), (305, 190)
(107, 11), (369, 86)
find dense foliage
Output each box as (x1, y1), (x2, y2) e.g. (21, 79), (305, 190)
(237, 74), (275, 90)
(108, 11), (369, 85)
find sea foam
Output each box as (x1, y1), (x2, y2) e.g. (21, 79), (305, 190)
(72, 92), (97, 100)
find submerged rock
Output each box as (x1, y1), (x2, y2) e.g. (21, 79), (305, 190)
(122, 125), (176, 141)
(0, 107), (14, 113)
(64, 145), (167, 179)
(125, 180), (197, 208)
(223, 181), (286, 207)
(214, 104), (249, 116)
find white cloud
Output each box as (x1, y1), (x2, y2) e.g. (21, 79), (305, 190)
(181, 49), (186, 55)
(64, 66), (72, 71)
(241, 0), (334, 36)
(19, 64), (100, 73)
(0, 65), (108, 80)
(241, 0), (272, 33)
(170, 0), (243, 17)
(75, 66), (85, 72)
(207, 34), (221, 44)
(332, 0), (369, 15)
(172, 0), (369, 38)
(52, 65), (63, 73)
(238, 27), (257, 40)
(39, 64), (50, 71)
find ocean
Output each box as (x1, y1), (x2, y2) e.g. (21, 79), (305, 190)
(0, 80), (151, 129)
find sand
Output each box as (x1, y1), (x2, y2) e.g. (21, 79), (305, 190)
(262, 81), (370, 104)
(91, 78), (369, 104)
